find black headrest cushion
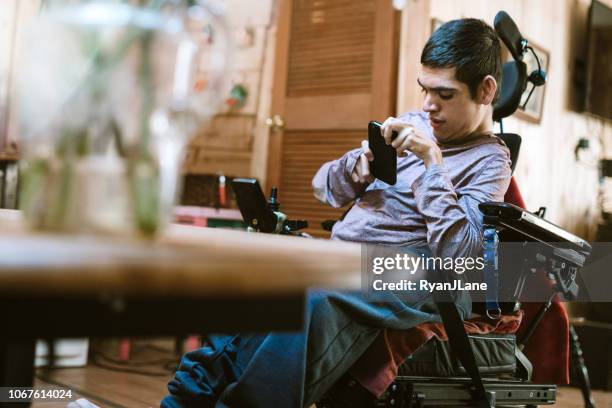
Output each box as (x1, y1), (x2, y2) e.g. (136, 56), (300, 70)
(493, 61), (527, 122)
(494, 11), (525, 62)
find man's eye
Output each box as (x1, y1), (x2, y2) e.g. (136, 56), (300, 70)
(420, 88), (427, 94)
(439, 92), (454, 100)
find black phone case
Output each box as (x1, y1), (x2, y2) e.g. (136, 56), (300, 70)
(368, 121), (397, 185)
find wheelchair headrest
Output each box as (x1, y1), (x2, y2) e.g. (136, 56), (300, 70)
(493, 62), (527, 122)
(494, 11), (526, 62)
(492, 11), (529, 122)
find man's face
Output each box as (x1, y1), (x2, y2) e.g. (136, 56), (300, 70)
(417, 66), (486, 144)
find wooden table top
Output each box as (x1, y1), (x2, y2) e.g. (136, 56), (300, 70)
(0, 151), (18, 162)
(0, 209), (362, 297)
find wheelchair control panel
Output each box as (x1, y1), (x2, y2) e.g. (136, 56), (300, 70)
(231, 178), (309, 235)
(478, 201), (591, 309)
(479, 201), (591, 255)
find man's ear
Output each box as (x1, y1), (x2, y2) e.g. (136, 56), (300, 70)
(479, 75), (497, 106)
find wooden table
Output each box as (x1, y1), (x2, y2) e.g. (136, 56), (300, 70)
(0, 209), (362, 393)
(0, 210), (361, 298)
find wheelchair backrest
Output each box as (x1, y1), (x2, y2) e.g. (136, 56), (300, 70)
(498, 133), (521, 174)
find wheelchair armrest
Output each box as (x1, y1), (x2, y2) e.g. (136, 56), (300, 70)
(479, 202), (592, 257)
(477, 202), (590, 307)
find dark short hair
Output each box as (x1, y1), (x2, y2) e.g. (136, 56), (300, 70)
(421, 18), (502, 103)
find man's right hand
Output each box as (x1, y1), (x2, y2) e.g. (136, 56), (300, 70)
(351, 140), (374, 184)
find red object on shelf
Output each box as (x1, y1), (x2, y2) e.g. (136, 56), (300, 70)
(119, 338), (130, 361)
(218, 175), (227, 207)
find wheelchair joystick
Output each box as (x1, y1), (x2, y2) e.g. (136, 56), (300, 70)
(266, 187), (309, 235)
(231, 178), (309, 236)
(267, 187), (280, 211)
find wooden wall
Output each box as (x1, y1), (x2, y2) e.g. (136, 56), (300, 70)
(398, 0), (612, 240)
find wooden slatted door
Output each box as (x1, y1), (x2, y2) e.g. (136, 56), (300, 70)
(267, 0), (399, 237)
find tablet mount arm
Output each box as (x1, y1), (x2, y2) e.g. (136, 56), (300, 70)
(262, 187), (309, 235)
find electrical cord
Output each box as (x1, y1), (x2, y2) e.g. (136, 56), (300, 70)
(520, 45), (547, 111)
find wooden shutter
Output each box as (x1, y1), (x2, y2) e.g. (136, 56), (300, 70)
(286, 0), (376, 97)
(279, 130), (363, 237)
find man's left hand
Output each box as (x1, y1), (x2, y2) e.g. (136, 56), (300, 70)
(381, 117), (443, 168)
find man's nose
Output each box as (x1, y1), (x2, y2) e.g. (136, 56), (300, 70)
(422, 94), (439, 113)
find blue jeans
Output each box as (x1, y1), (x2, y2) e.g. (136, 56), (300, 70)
(161, 284), (471, 408)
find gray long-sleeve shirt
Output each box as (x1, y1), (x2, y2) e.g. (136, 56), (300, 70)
(312, 111), (512, 259)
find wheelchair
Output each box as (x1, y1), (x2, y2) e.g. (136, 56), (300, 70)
(233, 11), (596, 408)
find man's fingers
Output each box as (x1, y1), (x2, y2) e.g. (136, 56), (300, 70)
(398, 126), (414, 141)
(392, 126), (415, 149)
(397, 140), (411, 156)
(359, 153), (370, 183)
(381, 117), (415, 146)
(381, 117), (394, 128)
(395, 128), (415, 156)
(380, 117), (394, 136)
(352, 141), (373, 184)
(384, 121), (401, 145)
(381, 117), (397, 145)
(391, 131), (405, 149)
(361, 140), (374, 161)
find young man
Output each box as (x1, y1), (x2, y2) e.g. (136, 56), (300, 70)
(162, 18), (511, 408)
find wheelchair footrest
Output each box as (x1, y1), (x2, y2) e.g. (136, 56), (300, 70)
(376, 377), (556, 407)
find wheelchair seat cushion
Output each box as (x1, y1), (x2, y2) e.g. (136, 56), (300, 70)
(349, 312), (522, 396)
(397, 333), (517, 377)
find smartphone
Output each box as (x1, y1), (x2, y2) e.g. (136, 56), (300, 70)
(368, 121), (398, 185)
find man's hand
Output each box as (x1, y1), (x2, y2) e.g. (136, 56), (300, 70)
(381, 117), (443, 168)
(351, 140), (374, 184)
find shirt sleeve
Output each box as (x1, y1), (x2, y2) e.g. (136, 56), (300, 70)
(312, 147), (371, 208)
(410, 154), (511, 259)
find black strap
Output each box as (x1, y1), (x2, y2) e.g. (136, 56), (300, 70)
(435, 292), (495, 408)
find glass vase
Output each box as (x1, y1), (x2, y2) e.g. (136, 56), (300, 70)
(16, 1), (230, 237)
